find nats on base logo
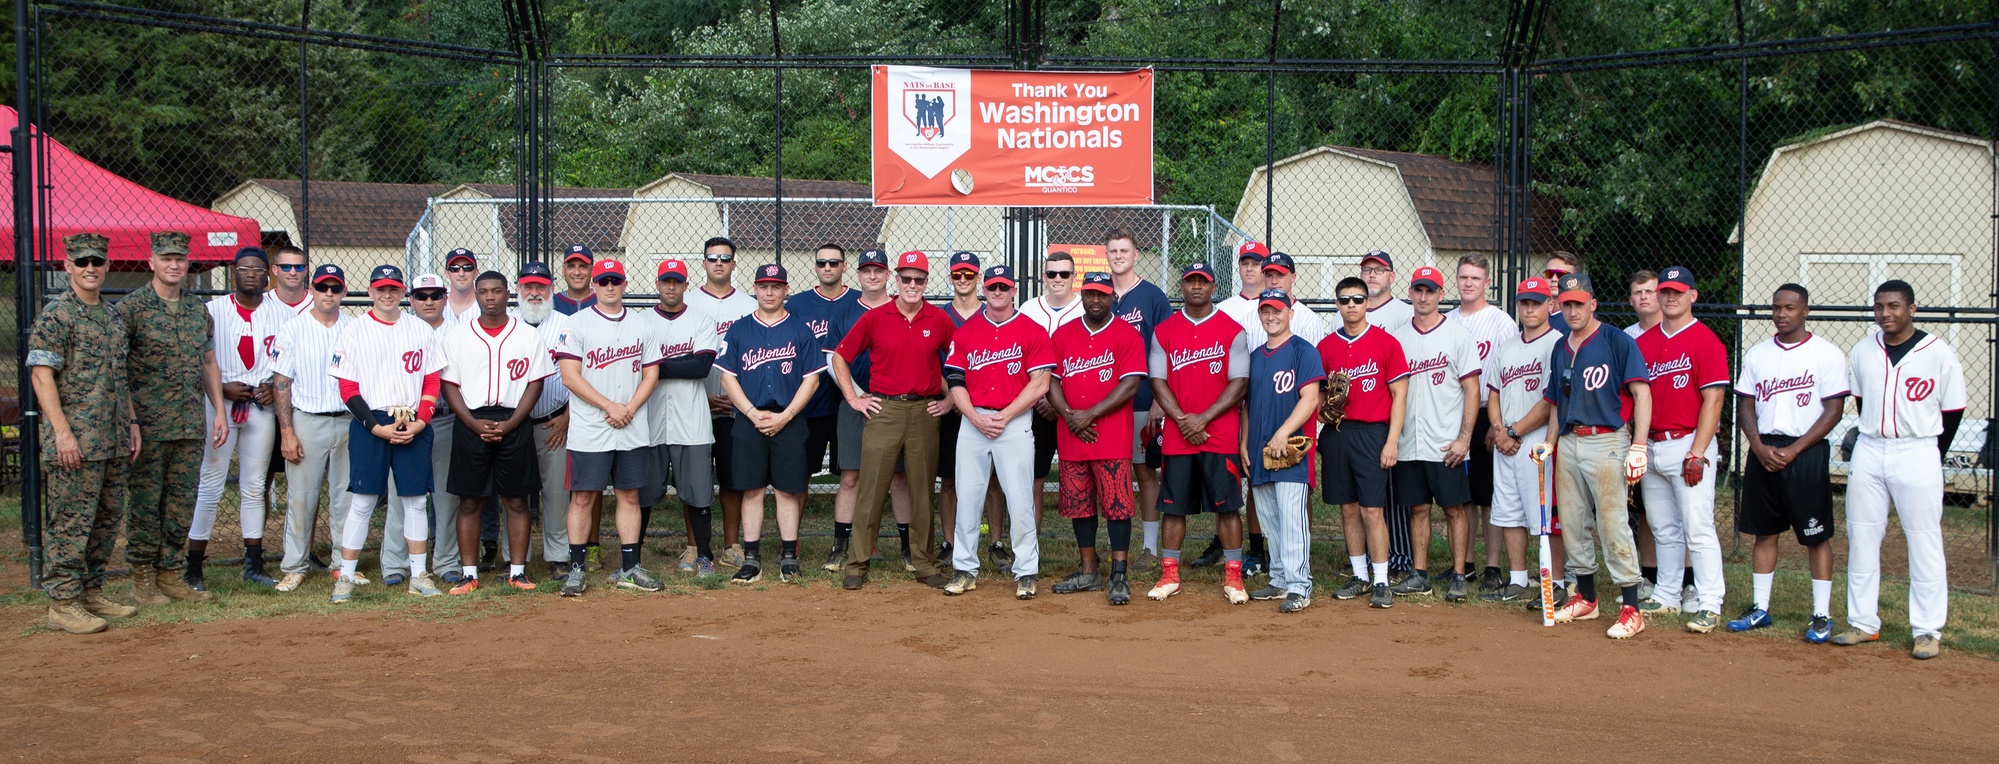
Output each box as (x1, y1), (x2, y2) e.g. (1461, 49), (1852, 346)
(886, 68), (971, 179)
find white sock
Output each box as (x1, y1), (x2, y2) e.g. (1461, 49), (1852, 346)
(510, 564), (525, 578)
(1142, 521), (1161, 555)
(1348, 555), (1368, 579)
(463, 565), (479, 580)
(1752, 572), (1774, 610)
(1370, 562), (1389, 585)
(1811, 579), (1832, 618)
(410, 553), (428, 575)
(1510, 569), (1530, 588)
(339, 557), (358, 580)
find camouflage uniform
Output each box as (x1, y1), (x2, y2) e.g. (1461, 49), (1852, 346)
(118, 231), (214, 573)
(28, 242), (134, 601)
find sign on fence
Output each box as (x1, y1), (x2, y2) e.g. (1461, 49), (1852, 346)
(1048, 243), (1106, 288)
(871, 66), (1154, 207)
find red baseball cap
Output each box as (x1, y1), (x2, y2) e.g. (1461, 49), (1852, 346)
(1237, 241), (1270, 261)
(896, 250), (928, 271)
(591, 259), (627, 283)
(1409, 266), (1444, 291)
(1516, 276), (1553, 302)
(656, 259), (690, 282)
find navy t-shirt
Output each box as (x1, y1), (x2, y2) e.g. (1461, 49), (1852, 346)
(717, 313), (828, 411)
(822, 296), (881, 396)
(1247, 335), (1327, 485)
(786, 287), (861, 418)
(1113, 279), (1173, 411)
(1544, 321), (1649, 430)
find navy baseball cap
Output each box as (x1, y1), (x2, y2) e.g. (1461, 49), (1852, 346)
(1361, 250), (1393, 269)
(1262, 252), (1296, 275)
(517, 260), (553, 286)
(1080, 271), (1115, 294)
(1658, 265), (1696, 292)
(982, 264), (1015, 288)
(445, 247), (476, 265)
(1556, 271), (1595, 303)
(1181, 262), (1217, 282)
(368, 264), (406, 290)
(1257, 288), (1293, 311)
(311, 263), (345, 286)
(858, 248), (890, 270)
(948, 251), (981, 273)
(563, 244), (593, 263)
(754, 263), (789, 283)
(234, 246), (269, 264)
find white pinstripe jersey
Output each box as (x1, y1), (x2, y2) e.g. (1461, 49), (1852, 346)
(1448, 304), (1516, 404)
(328, 310), (445, 408)
(1848, 331), (1966, 440)
(208, 294), (289, 386)
(441, 316), (555, 409)
(525, 312), (573, 419)
(269, 311), (352, 414)
(267, 291), (312, 318)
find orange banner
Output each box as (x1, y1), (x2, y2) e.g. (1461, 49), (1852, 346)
(872, 66), (1154, 206)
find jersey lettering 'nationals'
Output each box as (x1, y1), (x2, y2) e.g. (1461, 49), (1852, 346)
(717, 312), (826, 413)
(1051, 318), (1147, 462)
(945, 310), (1057, 410)
(1490, 327), (1560, 439)
(1314, 325), (1410, 424)
(1635, 320), (1731, 435)
(786, 287), (860, 418)
(643, 306), (721, 447)
(1734, 333), (1849, 438)
(556, 306), (663, 453)
(1147, 310), (1250, 455)
(329, 311), (445, 408)
(1391, 318), (1482, 461)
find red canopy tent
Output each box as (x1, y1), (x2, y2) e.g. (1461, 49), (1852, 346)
(1, 105), (260, 271)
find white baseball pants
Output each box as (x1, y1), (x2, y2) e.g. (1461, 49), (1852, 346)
(1845, 434), (1948, 639)
(279, 411), (352, 575)
(950, 409), (1039, 579)
(1251, 481), (1312, 596)
(190, 399), (276, 541)
(1490, 425), (1549, 532)
(1641, 435), (1726, 613)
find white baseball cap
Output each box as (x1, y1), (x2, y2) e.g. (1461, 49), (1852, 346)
(409, 273), (447, 292)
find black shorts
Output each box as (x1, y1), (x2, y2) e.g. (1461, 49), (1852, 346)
(728, 412), (810, 494)
(1143, 421), (1164, 471)
(1468, 416), (1493, 502)
(711, 416), (735, 490)
(1320, 421), (1390, 508)
(1032, 413), (1058, 483)
(1393, 459), (1474, 509)
(566, 448), (651, 492)
(447, 406), (540, 498)
(1738, 435), (1836, 546)
(1159, 452), (1245, 516)
(935, 412), (961, 480)
(803, 414), (838, 477)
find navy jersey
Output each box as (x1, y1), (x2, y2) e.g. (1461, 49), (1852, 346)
(822, 296), (881, 395)
(1113, 279), (1173, 410)
(1544, 321), (1649, 430)
(1247, 335), (1327, 485)
(717, 312), (828, 411)
(787, 287), (861, 418)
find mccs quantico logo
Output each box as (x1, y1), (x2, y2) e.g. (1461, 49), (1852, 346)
(1905, 377), (1936, 401)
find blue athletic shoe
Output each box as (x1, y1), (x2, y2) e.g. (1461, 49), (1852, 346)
(1726, 607), (1772, 633)
(440, 569), (465, 585)
(382, 572), (407, 588)
(1804, 615), (1833, 644)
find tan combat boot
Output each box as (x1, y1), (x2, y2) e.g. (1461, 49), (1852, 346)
(130, 566), (171, 605)
(81, 588), (138, 618)
(155, 568), (216, 602)
(47, 600), (109, 634)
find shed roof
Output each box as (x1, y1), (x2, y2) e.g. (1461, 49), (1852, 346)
(1730, 119), (1996, 243)
(1248, 145), (1568, 253)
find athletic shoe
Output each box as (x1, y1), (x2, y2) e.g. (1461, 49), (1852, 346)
(1481, 582), (1530, 602)
(241, 564), (278, 588)
(1681, 589), (1700, 616)
(448, 577), (480, 596)
(307, 553), (331, 574)
(1444, 573), (1469, 603)
(584, 546), (603, 572)
(481, 541), (501, 571)
(1249, 584), (1285, 601)
(695, 557), (716, 577)
(408, 572), (443, 597)
(677, 545), (698, 573)
(1911, 635), (1941, 660)
(330, 577), (355, 604)
(350, 571), (371, 586)
(943, 572), (977, 595)
(1637, 579), (1655, 603)
(1107, 573), (1132, 606)
(1331, 575), (1370, 600)
(275, 573), (306, 592)
(1685, 610), (1722, 633)
(1828, 627), (1879, 646)
(616, 566), (665, 592)
(842, 575), (865, 590)
(1279, 592), (1311, 613)
(1479, 566), (1503, 595)
(778, 555), (801, 583)
(919, 574), (950, 589)
(1636, 596), (1680, 616)
(1606, 605), (1645, 639)
(1390, 571), (1431, 596)
(183, 566), (207, 593)
(1222, 560), (1248, 605)
(1186, 541), (1224, 569)
(383, 572), (407, 588)
(560, 565), (588, 597)
(506, 574), (537, 591)
(1726, 607), (1773, 633)
(730, 564), (762, 586)
(1553, 596), (1600, 623)
(440, 569), (464, 585)
(1148, 559), (1182, 601)
(902, 555), (919, 574)
(1052, 570), (1105, 594)
(1387, 569), (1411, 587)
(548, 562), (571, 579)
(1242, 552), (1267, 578)
(1368, 583), (1393, 609)
(821, 541), (848, 573)
(1015, 575), (1036, 600)
(720, 544), (745, 569)
(1804, 615), (1833, 644)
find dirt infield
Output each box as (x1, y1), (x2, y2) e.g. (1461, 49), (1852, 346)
(4, 580), (1997, 763)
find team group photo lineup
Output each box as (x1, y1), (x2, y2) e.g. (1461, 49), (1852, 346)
(25, 225), (1967, 660)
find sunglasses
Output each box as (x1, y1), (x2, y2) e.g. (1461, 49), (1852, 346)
(949, 271), (978, 281)
(898, 275), (928, 285)
(72, 256), (108, 268)
(234, 265), (269, 274)
(1335, 295), (1368, 305)
(815, 259), (843, 268)
(276, 263), (308, 273)
(1544, 268), (1571, 277)
(704, 254), (735, 263)
(313, 282), (345, 293)
(595, 276), (627, 286)
(445, 263), (477, 273)
(1045, 270), (1073, 279)
(410, 290), (446, 302)
(986, 283), (1014, 292)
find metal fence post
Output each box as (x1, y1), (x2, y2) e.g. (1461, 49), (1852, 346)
(12, 0), (44, 589)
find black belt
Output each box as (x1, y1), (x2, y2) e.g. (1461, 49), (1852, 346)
(884, 394), (941, 402)
(531, 405), (568, 425)
(305, 409), (347, 418)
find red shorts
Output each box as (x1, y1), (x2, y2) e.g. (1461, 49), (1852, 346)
(1058, 459), (1136, 521)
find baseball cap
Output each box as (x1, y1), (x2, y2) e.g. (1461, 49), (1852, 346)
(311, 263), (346, 287)
(858, 248), (890, 270)
(1556, 272), (1595, 303)
(368, 264), (406, 290)
(982, 265), (1016, 288)
(409, 273), (447, 293)
(591, 259), (627, 283)
(1079, 272), (1115, 294)
(656, 259), (690, 282)
(1181, 262), (1217, 281)
(1237, 241), (1269, 262)
(445, 248), (476, 265)
(1409, 266), (1444, 291)
(754, 263), (789, 284)
(563, 244), (593, 263)
(1261, 252), (1296, 275)
(1658, 265), (1696, 292)
(896, 250), (928, 271)
(1515, 276), (1553, 302)
(234, 246), (269, 264)
(1361, 250), (1393, 269)
(1257, 288), (1293, 311)
(517, 260), (553, 286)
(63, 232), (109, 261)
(150, 231), (191, 257)
(948, 251), (981, 273)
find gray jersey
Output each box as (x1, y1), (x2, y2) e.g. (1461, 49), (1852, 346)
(1368, 297), (1413, 334)
(1217, 293), (1329, 346)
(1391, 317), (1482, 461)
(555, 306), (662, 453)
(1490, 327), (1559, 438)
(643, 306), (721, 447)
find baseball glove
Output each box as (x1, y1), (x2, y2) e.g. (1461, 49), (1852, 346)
(386, 405), (417, 430)
(1318, 371), (1351, 427)
(1263, 436), (1313, 470)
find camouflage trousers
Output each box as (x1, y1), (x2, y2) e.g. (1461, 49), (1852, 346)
(42, 457), (128, 600)
(125, 438), (203, 571)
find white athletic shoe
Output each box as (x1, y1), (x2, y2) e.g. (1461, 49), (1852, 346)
(1681, 587), (1700, 616)
(1147, 581), (1180, 601)
(1222, 582), (1249, 605)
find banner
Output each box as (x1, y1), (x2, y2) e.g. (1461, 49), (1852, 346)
(872, 66), (1154, 206)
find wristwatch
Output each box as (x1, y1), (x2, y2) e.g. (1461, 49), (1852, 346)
(1505, 424), (1518, 440)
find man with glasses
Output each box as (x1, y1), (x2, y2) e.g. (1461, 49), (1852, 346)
(1541, 252), (1578, 334)
(440, 248), (481, 327)
(688, 236), (757, 570)
(1624, 268), (1671, 606)
(186, 247), (286, 590)
(645, 259), (721, 577)
(718, 264), (822, 584)
(787, 243), (861, 572)
(1317, 277), (1409, 609)
(1387, 267), (1483, 602)
(396, 274), (471, 587)
(1104, 229), (1173, 560)
(1446, 254), (1514, 594)
(940, 251), (1009, 569)
(271, 264), (356, 592)
(1146, 263), (1251, 603)
(119, 231), (226, 605)
(29, 233), (139, 633)
(268, 245), (313, 317)
(818, 249), (918, 572)
(1017, 250), (1084, 519)
(555, 259), (664, 596)
(1633, 266), (1731, 632)
(517, 261), (578, 576)
(1244, 288), (1325, 613)
(554, 244), (598, 316)
(440, 271), (554, 594)
(831, 250), (956, 589)
(1359, 250), (1413, 334)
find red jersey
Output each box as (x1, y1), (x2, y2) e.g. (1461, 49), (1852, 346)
(834, 301), (955, 397)
(1314, 325), (1411, 424)
(1051, 317), (1147, 462)
(946, 310), (1057, 409)
(1147, 310), (1250, 456)
(1635, 319), (1730, 436)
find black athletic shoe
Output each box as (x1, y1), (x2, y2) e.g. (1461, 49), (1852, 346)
(1051, 570), (1106, 594)
(1248, 584), (1285, 601)
(307, 553), (331, 574)
(480, 541), (500, 571)
(1391, 571), (1432, 596)
(1186, 541), (1225, 569)
(731, 563), (762, 585)
(1107, 573), (1132, 606)
(1331, 575), (1371, 600)
(1369, 583), (1394, 609)
(1444, 573), (1469, 603)
(988, 543), (1014, 571)
(182, 564), (207, 593)
(842, 575), (866, 591)
(1479, 566), (1503, 594)
(778, 555), (801, 583)
(1482, 583), (1533, 602)
(1242, 551), (1267, 578)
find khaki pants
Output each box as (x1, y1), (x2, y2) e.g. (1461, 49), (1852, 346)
(1555, 430), (1642, 589)
(844, 399), (942, 579)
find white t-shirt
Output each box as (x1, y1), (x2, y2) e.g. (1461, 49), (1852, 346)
(441, 316), (555, 410)
(643, 305), (722, 447)
(687, 285), (758, 416)
(1448, 303), (1516, 403)
(1735, 333), (1849, 438)
(1623, 321), (1652, 339)
(555, 306), (663, 452)
(1847, 331), (1965, 440)
(1368, 297), (1413, 334)
(1489, 326), (1559, 443)
(1391, 316), (1482, 461)
(329, 311), (445, 409)
(1218, 293), (1329, 346)
(1018, 294), (1086, 336)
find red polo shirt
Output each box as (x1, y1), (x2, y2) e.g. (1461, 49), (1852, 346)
(835, 300), (956, 397)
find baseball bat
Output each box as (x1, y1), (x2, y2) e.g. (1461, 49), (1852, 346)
(1535, 444), (1555, 627)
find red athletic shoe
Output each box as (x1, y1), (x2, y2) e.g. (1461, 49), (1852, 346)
(1608, 605), (1646, 639)
(447, 577), (480, 596)
(506, 574), (538, 591)
(1147, 558), (1181, 601)
(1222, 559), (1247, 605)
